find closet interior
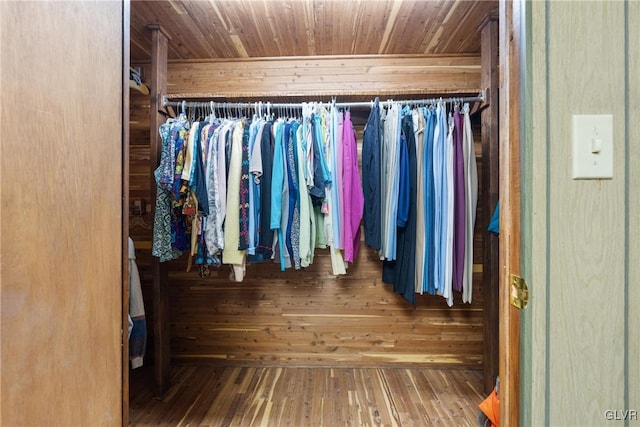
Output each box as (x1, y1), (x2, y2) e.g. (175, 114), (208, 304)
(127, 1), (500, 425)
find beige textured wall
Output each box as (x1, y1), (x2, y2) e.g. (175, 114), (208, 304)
(628, 0), (640, 418)
(526, 1), (638, 425)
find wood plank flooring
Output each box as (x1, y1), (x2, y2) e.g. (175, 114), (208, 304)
(129, 365), (485, 426)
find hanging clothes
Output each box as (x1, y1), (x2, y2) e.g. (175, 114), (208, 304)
(324, 107), (347, 275)
(285, 120), (301, 269)
(362, 98), (382, 251)
(422, 106), (437, 295)
(151, 96), (479, 296)
(441, 111), (455, 307)
(382, 111), (417, 304)
(152, 116), (188, 262)
(128, 237), (146, 369)
(413, 108), (426, 293)
(247, 118), (262, 257)
(431, 102), (448, 295)
(296, 111), (314, 268)
(355, 99), (479, 305)
(271, 119), (287, 270)
(452, 105), (466, 293)
(311, 110), (329, 251)
(222, 120), (247, 281)
(381, 102), (401, 261)
(462, 103), (478, 303)
(257, 120), (275, 260)
(341, 110), (364, 263)
(238, 121), (251, 251)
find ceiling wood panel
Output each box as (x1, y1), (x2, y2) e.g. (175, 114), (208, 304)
(131, 0), (497, 61)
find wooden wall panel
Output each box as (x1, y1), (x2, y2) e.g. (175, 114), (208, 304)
(163, 55), (481, 99)
(1, 2), (124, 425)
(168, 246), (485, 367)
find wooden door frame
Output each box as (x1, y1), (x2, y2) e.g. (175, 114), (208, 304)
(122, 0), (131, 425)
(499, 1), (524, 425)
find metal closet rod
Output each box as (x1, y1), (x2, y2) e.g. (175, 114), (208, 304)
(162, 91), (485, 110)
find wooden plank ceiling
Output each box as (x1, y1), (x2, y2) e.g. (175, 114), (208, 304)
(130, 0), (498, 61)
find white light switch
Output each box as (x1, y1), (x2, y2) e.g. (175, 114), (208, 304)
(572, 114), (613, 179)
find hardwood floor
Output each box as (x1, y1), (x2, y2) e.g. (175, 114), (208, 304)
(129, 365), (485, 426)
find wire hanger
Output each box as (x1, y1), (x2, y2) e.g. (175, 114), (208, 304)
(130, 215), (151, 230)
(130, 207), (151, 229)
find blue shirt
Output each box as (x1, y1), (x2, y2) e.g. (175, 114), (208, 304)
(270, 120), (287, 270)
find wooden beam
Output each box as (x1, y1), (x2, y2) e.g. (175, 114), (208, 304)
(480, 15), (500, 396)
(499, 1), (523, 425)
(148, 24), (171, 398)
(164, 55), (482, 100)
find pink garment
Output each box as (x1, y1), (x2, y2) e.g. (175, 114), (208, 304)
(342, 111), (364, 263)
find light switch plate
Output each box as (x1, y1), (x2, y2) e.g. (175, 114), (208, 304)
(572, 114), (613, 179)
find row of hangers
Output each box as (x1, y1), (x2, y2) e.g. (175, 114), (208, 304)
(176, 101), (300, 122)
(172, 97), (473, 122)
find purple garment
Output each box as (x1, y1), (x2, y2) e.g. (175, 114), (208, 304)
(452, 107), (466, 292)
(342, 112), (364, 263)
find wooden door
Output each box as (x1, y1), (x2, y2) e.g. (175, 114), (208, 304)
(0, 2), (127, 425)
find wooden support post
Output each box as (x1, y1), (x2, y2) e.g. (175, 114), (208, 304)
(479, 14), (500, 396)
(148, 24), (171, 398)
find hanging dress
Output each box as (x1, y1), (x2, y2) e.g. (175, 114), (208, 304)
(152, 117), (187, 262)
(462, 103), (478, 303)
